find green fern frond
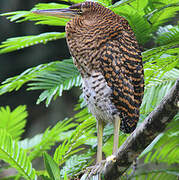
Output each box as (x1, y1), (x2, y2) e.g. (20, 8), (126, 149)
(0, 129), (37, 180)
(1, 3), (69, 26)
(43, 152), (61, 180)
(19, 130), (74, 150)
(54, 114), (96, 166)
(146, 2), (179, 30)
(131, 164), (179, 180)
(0, 62), (57, 95)
(143, 114), (179, 165)
(0, 59), (81, 106)
(126, 11), (151, 45)
(141, 68), (179, 114)
(29, 118), (77, 161)
(155, 25), (179, 46)
(28, 59), (81, 106)
(60, 153), (94, 178)
(0, 105), (27, 140)
(0, 32), (65, 54)
(112, 2), (152, 45)
(144, 55), (178, 85)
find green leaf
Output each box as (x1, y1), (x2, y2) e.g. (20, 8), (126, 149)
(29, 118), (77, 160)
(0, 129), (37, 180)
(143, 115), (179, 165)
(1, 3), (70, 26)
(54, 111), (96, 166)
(131, 163), (179, 180)
(0, 32), (65, 54)
(146, 2), (179, 30)
(155, 25), (179, 46)
(0, 105), (27, 140)
(60, 153), (94, 177)
(28, 59), (81, 106)
(0, 59), (81, 106)
(0, 62), (58, 95)
(141, 68), (179, 114)
(111, 1), (152, 44)
(43, 152), (61, 180)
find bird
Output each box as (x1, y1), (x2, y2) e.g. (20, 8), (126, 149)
(33, 0), (144, 176)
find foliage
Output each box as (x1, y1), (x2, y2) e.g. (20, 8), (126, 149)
(0, 59), (81, 106)
(0, 105), (27, 140)
(43, 152), (61, 180)
(0, 129), (37, 180)
(0, 0), (178, 179)
(0, 32), (65, 54)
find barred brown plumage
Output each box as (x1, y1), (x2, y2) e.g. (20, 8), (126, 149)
(33, 1), (144, 177)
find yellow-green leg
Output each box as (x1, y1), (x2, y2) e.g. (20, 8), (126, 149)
(112, 117), (121, 155)
(97, 119), (104, 163)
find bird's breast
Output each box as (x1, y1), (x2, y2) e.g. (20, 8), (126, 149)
(82, 71), (119, 123)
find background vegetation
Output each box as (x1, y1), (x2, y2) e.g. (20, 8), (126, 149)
(0, 0), (178, 179)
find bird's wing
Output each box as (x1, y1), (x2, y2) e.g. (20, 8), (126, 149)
(100, 34), (144, 133)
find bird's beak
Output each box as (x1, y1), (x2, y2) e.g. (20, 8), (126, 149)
(32, 8), (79, 18)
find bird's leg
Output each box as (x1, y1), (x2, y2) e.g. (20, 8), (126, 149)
(84, 119), (104, 179)
(105, 117), (120, 165)
(112, 117), (121, 155)
(97, 119), (104, 163)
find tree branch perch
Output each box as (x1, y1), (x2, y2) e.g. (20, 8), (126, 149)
(103, 78), (179, 180)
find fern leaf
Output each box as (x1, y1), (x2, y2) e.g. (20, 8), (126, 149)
(0, 32), (65, 54)
(1, 3), (69, 26)
(60, 153), (94, 178)
(43, 152), (61, 180)
(147, 3), (179, 30)
(141, 68), (179, 114)
(28, 59), (81, 106)
(143, 114), (179, 165)
(131, 164), (179, 180)
(0, 59), (81, 106)
(112, 2), (152, 44)
(155, 25), (179, 46)
(29, 118), (77, 161)
(0, 129), (37, 180)
(0, 62), (58, 95)
(0, 106), (27, 140)
(54, 113), (96, 166)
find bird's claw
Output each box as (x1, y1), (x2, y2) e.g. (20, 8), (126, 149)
(83, 160), (105, 179)
(82, 155), (117, 180)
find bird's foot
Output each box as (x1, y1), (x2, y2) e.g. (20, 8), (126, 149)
(82, 160), (105, 180)
(81, 155), (117, 180)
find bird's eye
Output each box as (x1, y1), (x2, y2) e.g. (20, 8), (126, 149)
(76, 9), (83, 15)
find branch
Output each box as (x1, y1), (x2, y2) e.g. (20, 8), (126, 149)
(103, 78), (179, 180)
